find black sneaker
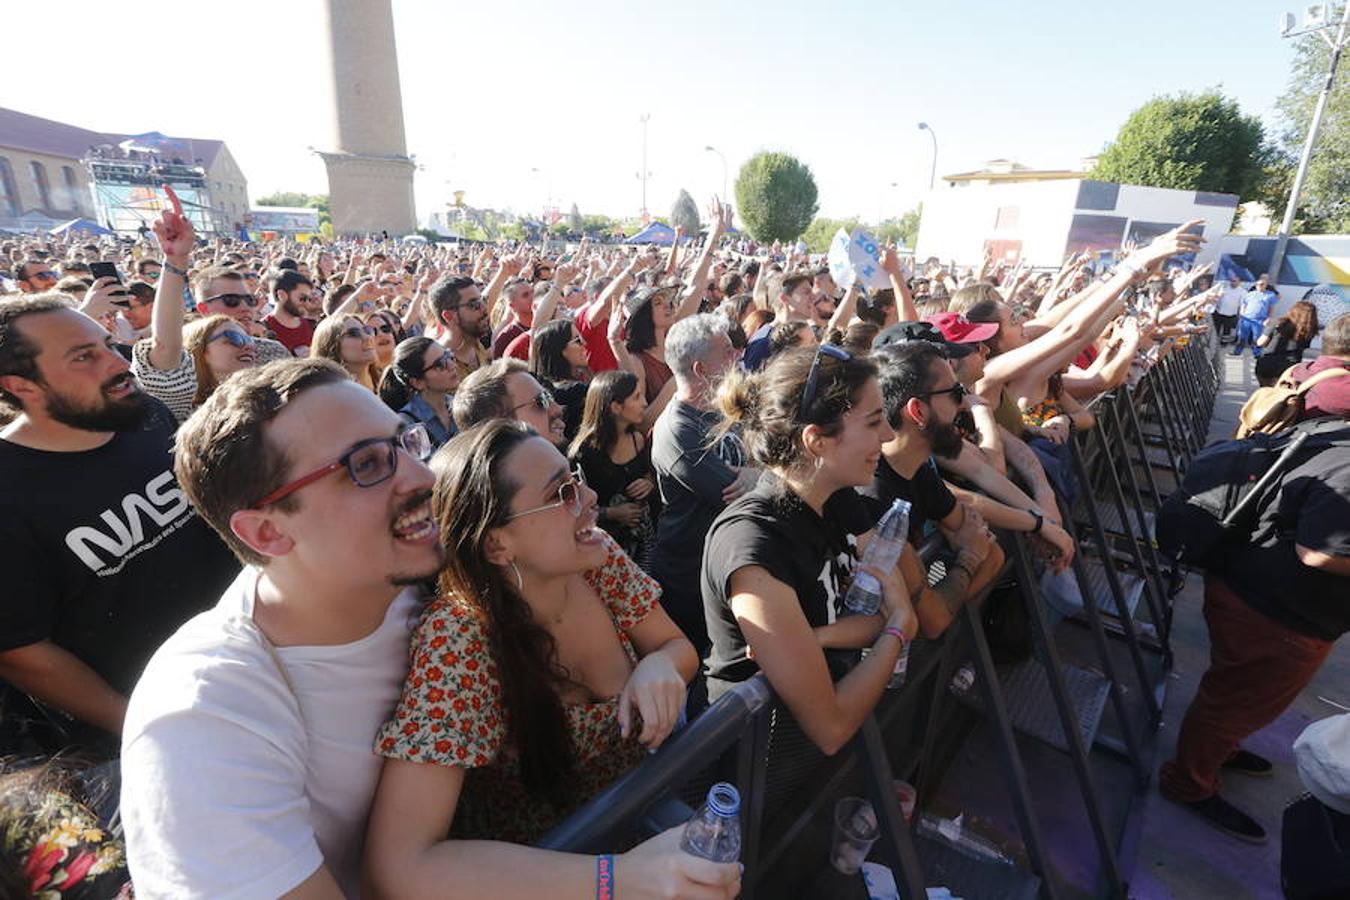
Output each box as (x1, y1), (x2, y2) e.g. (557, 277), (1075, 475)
(1222, 748), (1274, 777)
(1174, 794), (1267, 844)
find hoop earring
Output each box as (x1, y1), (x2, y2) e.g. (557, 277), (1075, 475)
(509, 560), (524, 593)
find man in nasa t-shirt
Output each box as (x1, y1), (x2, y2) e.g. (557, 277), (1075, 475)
(0, 296), (238, 748)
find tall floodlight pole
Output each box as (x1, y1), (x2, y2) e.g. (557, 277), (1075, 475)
(705, 145), (728, 201)
(1268, 4), (1350, 282)
(638, 114), (651, 220)
(918, 122), (938, 190)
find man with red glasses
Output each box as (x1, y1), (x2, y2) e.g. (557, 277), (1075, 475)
(0, 292), (239, 753)
(120, 358), (444, 898)
(191, 266), (290, 364)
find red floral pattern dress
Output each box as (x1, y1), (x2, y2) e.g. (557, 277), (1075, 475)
(376, 532), (662, 843)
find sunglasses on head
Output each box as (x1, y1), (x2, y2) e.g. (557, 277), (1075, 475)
(799, 344), (852, 419)
(204, 292), (259, 309)
(207, 329), (255, 349)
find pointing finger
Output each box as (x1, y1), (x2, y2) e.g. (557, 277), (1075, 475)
(163, 184), (183, 218)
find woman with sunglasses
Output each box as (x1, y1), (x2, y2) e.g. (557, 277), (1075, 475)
(530, 318), (590, 445)
(132, 314), (260, 422)
(378, 336), (460, 450)
(569, 370), (660, 572)
(702, 345), (928, 756)
(365, 309), (403, 373)
(365, 421), (738, 899)
(313, 314), (381, 392)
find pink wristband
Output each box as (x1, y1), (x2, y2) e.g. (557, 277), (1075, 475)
(882, 625), (908, 647)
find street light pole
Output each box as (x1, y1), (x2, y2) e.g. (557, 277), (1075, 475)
(917, 122), (937, 191)
(1268, 4), (1350, 282)
(705, 145), (727, 201)
(638, 114), (651, 220)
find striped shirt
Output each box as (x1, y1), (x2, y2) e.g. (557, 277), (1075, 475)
(131, 337), (290, 422)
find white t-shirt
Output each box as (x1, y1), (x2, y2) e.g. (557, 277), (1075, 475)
(121, 568), (420, 899)
(1216, 284), (1246, 317)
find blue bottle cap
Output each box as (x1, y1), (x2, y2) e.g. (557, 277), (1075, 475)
(707, 782), (741, 817)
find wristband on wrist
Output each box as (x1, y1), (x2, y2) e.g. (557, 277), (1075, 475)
(1028, 509), (1044, 534)
(881, 624), (908, 648)
(596, 854), (615, 900)
(161, 259), (188, 278)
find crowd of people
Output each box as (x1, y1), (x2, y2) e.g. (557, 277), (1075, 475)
(0, 185), (1346, 899)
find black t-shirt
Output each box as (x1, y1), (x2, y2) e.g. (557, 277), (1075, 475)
(1221, 427), (1350, 640)
(0, 400), (240, 694)
(650, 401), (739, 597)
(859, 454), (957, 543)
(701, 473), (874, 694)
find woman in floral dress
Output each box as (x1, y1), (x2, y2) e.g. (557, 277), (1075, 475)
(363, 420), (737, 899)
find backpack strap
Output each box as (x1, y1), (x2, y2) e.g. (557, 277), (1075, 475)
(1293, 365), (1350, 395)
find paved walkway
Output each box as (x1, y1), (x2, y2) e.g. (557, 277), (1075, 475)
(1128, 351), (1350, 900)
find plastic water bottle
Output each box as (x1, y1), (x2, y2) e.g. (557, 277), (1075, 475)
(681, 782), (741, 863)
(844, 499), (912, 616)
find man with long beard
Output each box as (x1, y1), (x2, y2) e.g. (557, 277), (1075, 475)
(865, 339), (1004, 595)
(0, 294), (239, 750)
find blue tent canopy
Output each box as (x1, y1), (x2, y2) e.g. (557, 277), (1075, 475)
(626, 222), (676, 246)
(1216, 253), (1255, 283)
(52, 218), (114, 236)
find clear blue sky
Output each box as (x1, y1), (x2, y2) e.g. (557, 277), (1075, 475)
(7, 0), (1303, 223)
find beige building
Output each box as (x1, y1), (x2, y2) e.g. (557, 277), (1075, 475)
(0, 106), (247, 235)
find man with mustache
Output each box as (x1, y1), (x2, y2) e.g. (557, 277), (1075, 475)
(121, 358), (446, 898)
(0, 293), (239, 751)
(866, 338), (1005, 598)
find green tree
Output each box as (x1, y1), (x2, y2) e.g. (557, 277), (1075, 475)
(1090, 91), (1275, 200)
(802, 217), (860, 254)
(1272, 7), (1349, 232)
(734, 151), (819, 242)
(670, 189), (701, 236)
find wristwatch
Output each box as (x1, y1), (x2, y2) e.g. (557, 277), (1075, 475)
(1028, 510), (1044, 534)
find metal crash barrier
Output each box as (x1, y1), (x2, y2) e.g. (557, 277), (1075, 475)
(540, 336), (1219, 899)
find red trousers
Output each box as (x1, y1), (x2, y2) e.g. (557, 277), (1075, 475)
(1160, 575), (1333, 803)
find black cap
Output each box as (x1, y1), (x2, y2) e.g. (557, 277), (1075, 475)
(874, 321), (976, 358)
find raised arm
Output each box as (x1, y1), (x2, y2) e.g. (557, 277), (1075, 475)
(672, 198), (731, 323)
(881, 246), (919, 323)
(146, 185), (194, 371)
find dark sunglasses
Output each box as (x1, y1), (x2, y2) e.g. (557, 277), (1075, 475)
(373, 322), (395, 334)
(251, 423), (432, 508)
(799, 344), (852, 420)
(425, 352), (455, 372)
(204, 292), (259, 309)
(343, 325), (377, 339)
(918, 382), (967, 404)
(207, 329), (255, 349)
(511, 388), (555, 414)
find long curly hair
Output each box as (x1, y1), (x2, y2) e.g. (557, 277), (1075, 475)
(430, 420), (577, 805)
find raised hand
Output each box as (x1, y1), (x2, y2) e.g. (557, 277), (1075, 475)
(152, 184), (195, 261)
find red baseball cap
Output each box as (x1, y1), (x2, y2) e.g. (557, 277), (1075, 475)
(925, 311), (999, 344)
